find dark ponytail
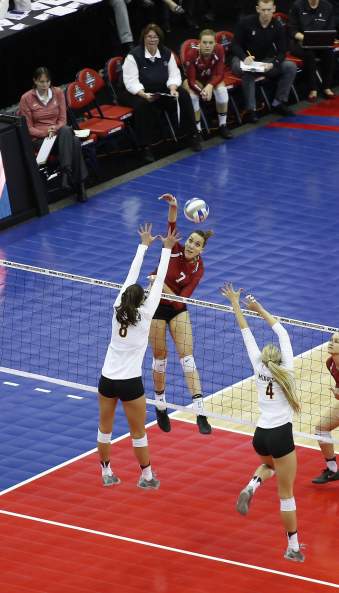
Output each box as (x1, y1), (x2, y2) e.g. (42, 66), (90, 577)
(194, 229), (214, 246)
(115, 284), (144, 329)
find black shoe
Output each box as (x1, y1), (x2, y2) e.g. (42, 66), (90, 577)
(196, 415), (212, 434)
(190, 132), (202, 152)
(76, 182), (88, 202)
(272, 103), (294, 116)
(312, 468), (339, 484)
(219, 125), (233, 139)
(156, 408), (171, 432)
(142, 146), (155, 163)
(246, 110), (259, 123)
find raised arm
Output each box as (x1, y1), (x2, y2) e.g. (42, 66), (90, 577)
(143, 226), (181, 317)
(158, 193), (177, 226)
(221, 283), (261, 368)
(114, 223), (157, 307)
(245, 295), (277, 328)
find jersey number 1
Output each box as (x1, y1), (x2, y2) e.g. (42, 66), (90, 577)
(266, 381), (274, 399)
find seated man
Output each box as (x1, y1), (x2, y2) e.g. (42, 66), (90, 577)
(231, 0), (297, 122)
(289, 0), (336, 102)
(183, 29), (233, 139)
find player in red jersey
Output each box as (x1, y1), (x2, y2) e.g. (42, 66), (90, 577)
(312, 331), (339, 484)
(149, 193), (213, 435)
(183, 29), (233, 140)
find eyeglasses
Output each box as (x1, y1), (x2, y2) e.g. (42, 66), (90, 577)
(145, 35), (159, 40)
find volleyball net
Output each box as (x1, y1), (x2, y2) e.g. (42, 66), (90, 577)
(0, 259), (338, 445)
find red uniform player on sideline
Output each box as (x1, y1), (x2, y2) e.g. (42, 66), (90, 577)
(148, 193), (213, 435)
(183, 29), (233, 139)
(312, 332), (339, 484)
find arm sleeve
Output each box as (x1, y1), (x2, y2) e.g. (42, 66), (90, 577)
(241, 327), (262, 370)
(55, 90), (67, 131)
(231, 22), (247, 61)
(288, 5), (301, 37)
(185, 51), (202, 94)
(19, 95), (47, 139)
(113, 244), (148, 307)
(273, 24), (287, 64)
(142, 248), (171, 317)
(167, 53), (182, 88)
(122, 55), (144, 95)
(272, 322), (294, 370)
(209, 48), (225, 87)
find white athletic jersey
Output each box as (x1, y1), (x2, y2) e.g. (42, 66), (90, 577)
(241, 322), (294, 429)
(102, 244), (171, 380)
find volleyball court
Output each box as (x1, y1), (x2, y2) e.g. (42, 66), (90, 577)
(0, 260), (338, 593)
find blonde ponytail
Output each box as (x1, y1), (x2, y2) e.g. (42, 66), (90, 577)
(262, 344), (300, 414)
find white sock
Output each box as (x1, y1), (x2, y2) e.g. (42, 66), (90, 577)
(155, 391), (167, 411)
(196, 121), (202, 132)
(326, 458), (337, 473)
(101, 461), (113, 477)
(192, 395), (204, 414)
(141, 464), (153, 481)
(287, 531), (299, 552)
(247, 475), (262, 493)
(272, 98), (281, 107)
(218, 114), (227, 126)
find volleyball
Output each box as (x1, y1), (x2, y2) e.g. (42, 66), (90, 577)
(184, 198), (209, 223)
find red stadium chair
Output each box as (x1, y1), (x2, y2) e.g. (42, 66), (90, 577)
(77, 67), (133, 122)
(65, 81), (125, 138)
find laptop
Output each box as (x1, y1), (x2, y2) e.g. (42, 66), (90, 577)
(302, 30), (337, 49)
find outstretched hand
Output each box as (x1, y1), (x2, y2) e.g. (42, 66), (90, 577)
(138, 223), (159, 246)
(160, 226), (181, 249)
(221, 282), (243, 305)
(243, 294), (263, 313)
(158, 193), (177, 207)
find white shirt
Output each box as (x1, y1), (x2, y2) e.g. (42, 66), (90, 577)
(122, 48), (182, 95)
(241, 322), (294, 429)
(102, 244), (171, 380)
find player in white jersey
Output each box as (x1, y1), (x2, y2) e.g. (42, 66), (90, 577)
(222, 284), (304, 563)
(97, 223), (180, 490)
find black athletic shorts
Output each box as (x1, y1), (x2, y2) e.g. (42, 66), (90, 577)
(153, 303), (187, 323)
(98, 375), (144, 401)
(252, 422), (295, 459)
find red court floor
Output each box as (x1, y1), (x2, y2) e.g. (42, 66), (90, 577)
(0, 423), (338, 593)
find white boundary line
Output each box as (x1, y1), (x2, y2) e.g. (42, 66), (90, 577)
(0, 509), (338, 589)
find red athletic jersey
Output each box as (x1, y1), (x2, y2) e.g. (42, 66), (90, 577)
(326, 356), (339, 387)
(185, 44), (225, 94)
(153, 221), (204, 310)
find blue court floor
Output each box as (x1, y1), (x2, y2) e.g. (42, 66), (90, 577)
(1, 105), (339, 491)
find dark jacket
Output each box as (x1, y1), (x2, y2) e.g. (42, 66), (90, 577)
(289, 0), (335, 37)
(231, 14), (287, 65)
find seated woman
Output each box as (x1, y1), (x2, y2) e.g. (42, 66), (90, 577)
(289, 0), (336, 102)
(120, 22), (202, 163)
(183, 29), (233, 139)
(19, 67), (88, 202)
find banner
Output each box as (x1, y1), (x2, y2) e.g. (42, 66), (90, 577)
(0, 150), (12, 220)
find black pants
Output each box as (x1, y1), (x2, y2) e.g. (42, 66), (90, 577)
(290, 42), (335, 91)
(34, 125), (88, 184)
(118, 86), (197, 147)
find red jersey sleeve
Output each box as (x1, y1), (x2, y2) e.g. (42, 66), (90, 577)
(185, 48), (203, 94)
(209, 45), (225, 87)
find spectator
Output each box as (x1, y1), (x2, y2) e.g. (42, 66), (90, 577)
(108, 0), (134, 55)
(231, 0), (297, 122)
(120, 23), (202, 163)
(183, 29), (233, 139)
(289, 0), (336, 101)
(19, 67), (88, 202)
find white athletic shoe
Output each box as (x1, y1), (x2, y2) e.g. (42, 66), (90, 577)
(236, 487), (253, 515)
(137, 473), (160, 490)
(102, 473), (121, 487)
(284, 546), (305, 562)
